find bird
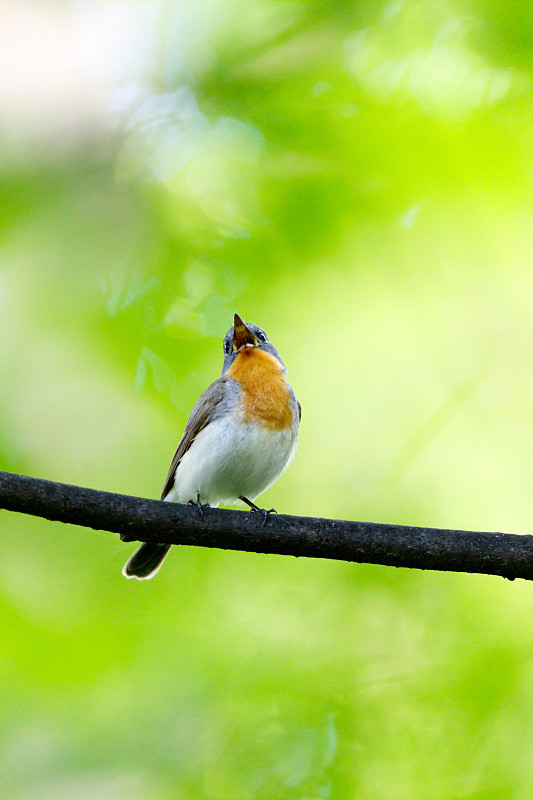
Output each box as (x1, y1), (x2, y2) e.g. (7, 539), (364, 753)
(123, 313), (301, 579)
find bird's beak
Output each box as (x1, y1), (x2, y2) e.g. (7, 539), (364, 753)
(233, 313), (258, 350)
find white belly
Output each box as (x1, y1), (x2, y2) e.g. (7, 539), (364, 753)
(164, 415), (298, 507)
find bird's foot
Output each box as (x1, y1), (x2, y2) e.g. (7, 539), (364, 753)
(239, 496), (277, 527)
(187, 494), (210, 521)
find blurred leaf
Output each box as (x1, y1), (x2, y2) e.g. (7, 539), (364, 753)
(135, 347), (183, 408)
(100, 262), (158, 317)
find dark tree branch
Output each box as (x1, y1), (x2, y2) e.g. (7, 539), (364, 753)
(0, 470), (531, 581)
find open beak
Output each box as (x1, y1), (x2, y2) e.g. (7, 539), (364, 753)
(233, 313), (258, 351)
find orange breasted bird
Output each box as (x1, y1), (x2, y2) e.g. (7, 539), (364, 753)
(123, 314), (301, 579)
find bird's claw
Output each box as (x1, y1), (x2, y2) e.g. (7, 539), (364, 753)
(187, 495), (210, 521)
(239, 496), (277, 525)
(246, 505), (277, 526)
(260, 507), (277, 526)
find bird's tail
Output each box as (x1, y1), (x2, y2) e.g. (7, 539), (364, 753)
(122, 542), (172, 580)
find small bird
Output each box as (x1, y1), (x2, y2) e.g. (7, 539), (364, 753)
(123, 313), (300, 579)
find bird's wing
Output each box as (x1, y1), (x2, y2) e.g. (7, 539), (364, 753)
(160, 377), (231, 500)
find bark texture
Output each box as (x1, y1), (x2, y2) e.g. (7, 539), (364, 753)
(0, 471), (531, 581)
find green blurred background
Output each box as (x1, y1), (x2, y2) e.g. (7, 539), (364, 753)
(2, 0), (533, 797)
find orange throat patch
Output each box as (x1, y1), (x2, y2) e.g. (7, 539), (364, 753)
(227, 347), (293, 431)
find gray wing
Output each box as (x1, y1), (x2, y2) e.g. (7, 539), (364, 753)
(160, 377), (231, 500)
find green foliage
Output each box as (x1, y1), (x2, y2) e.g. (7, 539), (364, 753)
(2, 0), (533, 797)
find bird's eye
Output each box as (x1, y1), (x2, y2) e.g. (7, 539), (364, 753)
(223, 339), (231, 355)
(256, 330), (267, 342)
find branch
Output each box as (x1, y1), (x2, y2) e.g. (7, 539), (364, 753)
(0, 470), (531, 581)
